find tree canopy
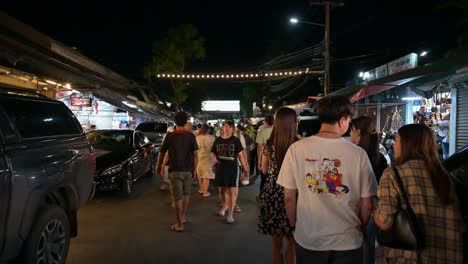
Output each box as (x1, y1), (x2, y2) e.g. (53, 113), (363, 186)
(144, 24), (206, 110)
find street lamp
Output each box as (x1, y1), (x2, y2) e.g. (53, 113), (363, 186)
(288, 17), (325, 27)
(288, 16), (329, 95)
(290, 17), (299, 24)
(420, 51), (428, 57)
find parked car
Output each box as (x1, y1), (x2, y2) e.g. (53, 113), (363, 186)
(0, 87), (96, 263)
(443, 145), (468, 258)
(135, 121), (168, 151)
(87, 129), (153, 196)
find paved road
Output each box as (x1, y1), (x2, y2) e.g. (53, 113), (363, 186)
(68, 174), (272, 264)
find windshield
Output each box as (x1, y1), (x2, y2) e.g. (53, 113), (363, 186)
(87, 131), (131, 151)
(136, 122), (167, 133)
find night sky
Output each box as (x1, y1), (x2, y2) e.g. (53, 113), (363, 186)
(2, 0), (464, 100)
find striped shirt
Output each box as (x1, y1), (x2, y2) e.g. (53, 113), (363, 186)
(375, 160), (464, 263)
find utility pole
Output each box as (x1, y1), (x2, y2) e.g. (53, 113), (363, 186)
(310, 1), (343, 96)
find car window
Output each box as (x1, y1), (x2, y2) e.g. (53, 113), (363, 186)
(0, 98), (81, 138)
(87, 131), (131, 150)
(136, 122), (167, 133)
(134, 132), (150, 146)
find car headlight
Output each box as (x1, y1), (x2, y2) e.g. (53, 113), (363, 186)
(101, 164), (123, 177)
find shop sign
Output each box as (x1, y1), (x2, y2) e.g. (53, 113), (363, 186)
(363, 53), (418, 81)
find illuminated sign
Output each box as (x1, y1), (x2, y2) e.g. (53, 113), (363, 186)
(202, 100), (240, 112)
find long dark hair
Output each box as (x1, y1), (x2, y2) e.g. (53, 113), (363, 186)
(397, 124), (452, 205)
(266, 107), (298, 171)
(351, 116), (379, 168)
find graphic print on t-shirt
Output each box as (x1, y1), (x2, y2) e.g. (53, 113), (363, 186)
(305, 157), (349, 198)
(216, 143), (236, 161)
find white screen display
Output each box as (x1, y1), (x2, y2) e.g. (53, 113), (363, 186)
(202, 100), (240, 112)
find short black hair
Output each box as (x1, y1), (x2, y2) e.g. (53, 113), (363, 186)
(224, 119), (235, 128)
(316, 95), (354, 124)
(265, 115), (274, 126)
(197, 124), (202, 129)
(174, 111), (188, 127)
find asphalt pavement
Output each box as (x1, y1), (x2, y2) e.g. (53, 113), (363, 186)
(67, 174), (272, 264)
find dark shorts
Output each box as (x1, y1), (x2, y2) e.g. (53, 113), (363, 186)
(295, 242), (362, 264)
(215, 167), (239, 188)
(169, 171), (192, 201)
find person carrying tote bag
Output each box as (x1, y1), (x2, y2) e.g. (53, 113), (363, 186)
(373, 124), (463, 264)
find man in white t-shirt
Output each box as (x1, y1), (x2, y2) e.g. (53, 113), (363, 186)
(277, 95), (377, 264)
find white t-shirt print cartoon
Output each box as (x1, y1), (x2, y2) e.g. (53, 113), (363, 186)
(306, 157), (349, 198)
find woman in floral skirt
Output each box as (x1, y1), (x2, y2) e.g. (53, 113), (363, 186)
(258, 107), (298, 264)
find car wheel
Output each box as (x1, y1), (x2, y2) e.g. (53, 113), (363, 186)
(20, 205), (70, 264)
(122, 167), (134, 197)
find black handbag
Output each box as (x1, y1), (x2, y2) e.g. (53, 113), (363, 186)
(377, 167), (425, 250)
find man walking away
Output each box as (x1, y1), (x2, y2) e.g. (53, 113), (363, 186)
(159, 112), (198, 232)
(277, 96), (377, 264)
(256, 115), (274, 193)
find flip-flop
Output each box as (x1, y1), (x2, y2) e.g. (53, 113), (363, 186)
(203, 192), (211, 197)
(170, 224), (183, 232)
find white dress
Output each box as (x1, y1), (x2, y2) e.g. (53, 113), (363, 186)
(196, 134), (215, 179)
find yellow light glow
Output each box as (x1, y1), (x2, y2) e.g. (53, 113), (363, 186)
(236, 75), (239, 78)
(157, 74), (161, 78)
(299, 71), (302, 74)
(216, 75), (220, 78)
(162, 74), (166, 77)
(172, 74), (175, 77)
(192, 75), (195, 78)
(231, 75), (234, 78)
(250, 74), (253, 77)
(221, 75), (225, 78)
(274, 73), (278, 76)
(202, 75), (205, 78)
(65, 83), (72, 89)
(240, 74), (244, 77)
(289, 72), (292, 75)
(45, 80), (57, 85)
(255, 74), (259, 77)
(211, 75), (215, 78)
(279, 72), (283, 76)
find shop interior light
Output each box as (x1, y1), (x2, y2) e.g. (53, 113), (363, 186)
(359, 72), (364, 78)
(420, 51), (428, 57)
(65, 83), (72, 89)
(122, 101), (138, 108)
(402, 97), (421, 101)
(45, 80), (57, 85)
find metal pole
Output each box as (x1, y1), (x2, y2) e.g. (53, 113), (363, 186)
(324, 2), (330, 95)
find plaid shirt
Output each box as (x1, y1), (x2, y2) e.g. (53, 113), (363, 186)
(374, 160), (464, 263)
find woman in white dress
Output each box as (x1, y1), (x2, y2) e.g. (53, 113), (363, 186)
(196, 124), (215, 196)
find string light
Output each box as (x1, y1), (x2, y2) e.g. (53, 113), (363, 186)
(155, 69), (315, 79)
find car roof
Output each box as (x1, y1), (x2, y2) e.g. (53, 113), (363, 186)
(88, 129), (134, 134)
(443, 145), (468, 172)
(0, 86), (52, 101)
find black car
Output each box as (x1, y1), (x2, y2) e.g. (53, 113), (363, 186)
(135, 121), (168, 151)
(87, 130), (153, 196)
(0, 87), (95, 263)
(443, 146), (468, 259)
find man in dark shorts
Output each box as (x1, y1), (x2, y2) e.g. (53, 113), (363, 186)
(158, 112), (198, 232)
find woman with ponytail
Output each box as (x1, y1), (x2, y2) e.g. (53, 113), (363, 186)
(350, 116), (388, 182)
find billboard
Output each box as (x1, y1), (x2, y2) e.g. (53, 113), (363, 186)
(202, 100), (240, 112)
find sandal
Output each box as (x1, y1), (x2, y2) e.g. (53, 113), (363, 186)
(217, 208), (227, 217)
(170, 224), (184, 232)
(203, 192), (211, 197)
(226, 216), (235, 224)
(234, 205), (242, 213)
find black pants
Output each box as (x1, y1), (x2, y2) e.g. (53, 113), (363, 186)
(250, 148), (257, 175)
(295, 242), (362, 264)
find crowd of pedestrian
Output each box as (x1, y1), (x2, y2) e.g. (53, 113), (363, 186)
(156, 95), (463, 264)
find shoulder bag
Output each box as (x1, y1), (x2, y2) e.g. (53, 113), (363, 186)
(377, 167), (425, 250)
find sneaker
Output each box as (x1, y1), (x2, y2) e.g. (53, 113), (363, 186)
(226, 216), (235, 224)
(234, 205), (242, 213)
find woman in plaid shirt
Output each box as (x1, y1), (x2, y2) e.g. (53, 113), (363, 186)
(374, 124), (463, 263)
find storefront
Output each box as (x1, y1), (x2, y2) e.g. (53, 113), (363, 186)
(56, 90), (150, 131)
